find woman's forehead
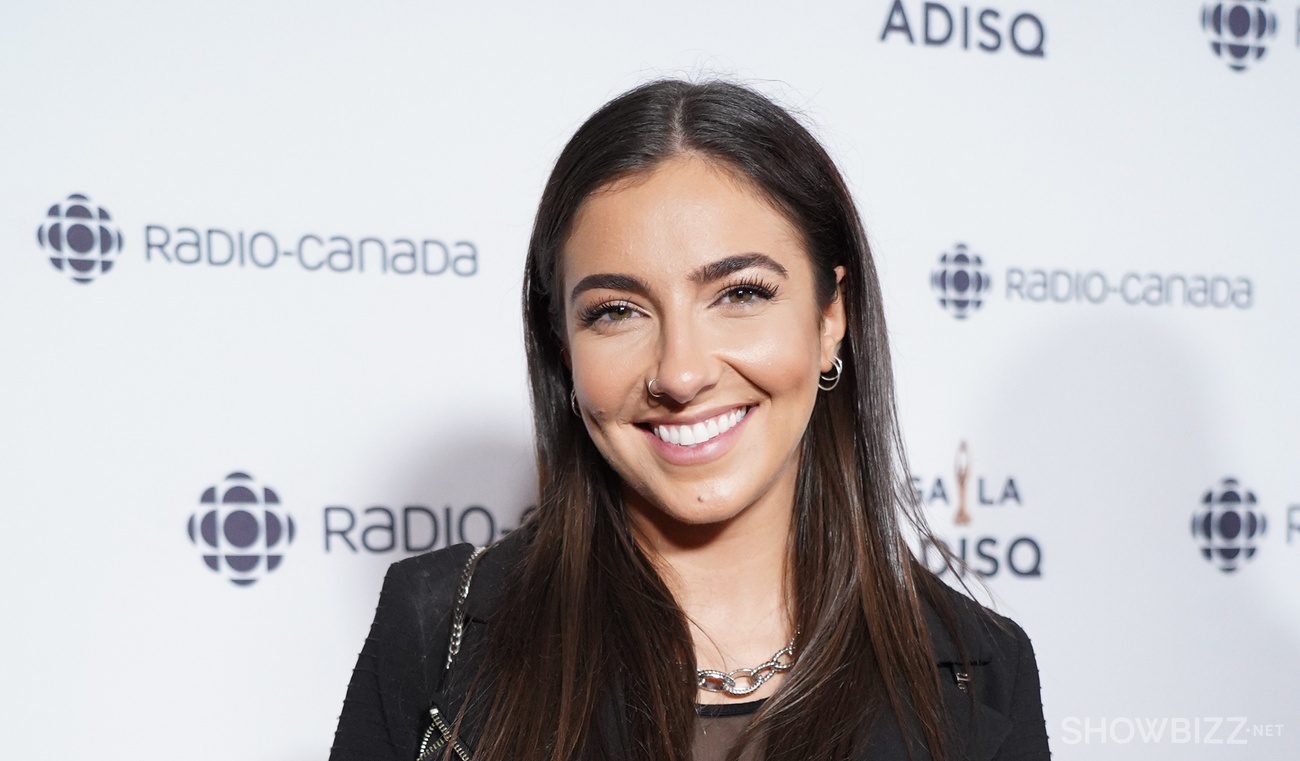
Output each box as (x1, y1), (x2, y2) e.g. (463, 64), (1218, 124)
(562, 155), (808, 281)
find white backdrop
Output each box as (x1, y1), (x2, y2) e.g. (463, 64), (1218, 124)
(2, 1), (1298, 758)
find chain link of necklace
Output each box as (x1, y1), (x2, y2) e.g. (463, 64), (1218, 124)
(696, 636), (798, 697)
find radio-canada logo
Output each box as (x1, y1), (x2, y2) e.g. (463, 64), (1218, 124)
(930, 243), (991, 320)
(187, 472), (296, 586)
(37, 193), (124, 284)
(1191, 477), (1266, 573)
(1201, 1), (1277, 72)
(31, 193), (479, 283)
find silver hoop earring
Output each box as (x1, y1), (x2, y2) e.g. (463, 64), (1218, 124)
(647, 378), (664, 398)
(571, 388), (580, 416)
(818, 356), (843, 392)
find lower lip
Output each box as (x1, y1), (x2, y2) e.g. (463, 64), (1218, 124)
(640, 407), (753, 466)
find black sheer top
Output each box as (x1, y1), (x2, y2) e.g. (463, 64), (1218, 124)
(693, 698), (766, 761)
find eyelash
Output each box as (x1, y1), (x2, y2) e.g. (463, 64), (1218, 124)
(720, 277), (779, 305)
(578, 299), (638, 326)
(577, 277), (780, 326)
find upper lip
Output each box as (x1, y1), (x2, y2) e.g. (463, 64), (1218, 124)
(636, 403), (753, 428)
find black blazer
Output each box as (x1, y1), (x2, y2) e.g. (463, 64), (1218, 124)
(329, 533), (1051, 761)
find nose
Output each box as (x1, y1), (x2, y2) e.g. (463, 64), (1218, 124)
(651, 314), (719, 405)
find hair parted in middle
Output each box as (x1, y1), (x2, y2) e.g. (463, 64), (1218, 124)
(455, 78), (980, 761)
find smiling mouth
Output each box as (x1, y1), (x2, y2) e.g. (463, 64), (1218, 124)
(639, 406), (750, 447)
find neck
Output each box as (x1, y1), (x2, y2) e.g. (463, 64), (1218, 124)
(625, 482), (797, 701)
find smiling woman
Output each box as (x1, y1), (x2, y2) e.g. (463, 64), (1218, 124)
(329, 80), (1050, 761)
(565, 156), (843, 533)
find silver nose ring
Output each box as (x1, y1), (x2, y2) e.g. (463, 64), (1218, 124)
(647, 378), (664, 398)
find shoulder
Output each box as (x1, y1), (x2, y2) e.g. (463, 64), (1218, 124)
(917, 573), (1034, 678)
(922, 576), (1035, 664)
(921, 577), (1043, 718)
(380, 542), (480, 616)
(916, 578), (1050, 758)
(362, 543), (483, 675)
(380, 527), (531, 626)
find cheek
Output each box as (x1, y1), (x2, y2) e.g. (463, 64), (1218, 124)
(724, 319), (822, 393)
(570, 347), (640, 422)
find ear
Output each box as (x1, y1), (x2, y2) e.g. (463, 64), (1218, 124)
(820, 266), (847, 373)
(561, 346), (572, 370)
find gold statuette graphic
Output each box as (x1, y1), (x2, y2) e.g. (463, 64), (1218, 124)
(954, 440), (971, 526)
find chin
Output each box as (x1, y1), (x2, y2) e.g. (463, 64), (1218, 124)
(667, 503), (744, 527)
(637, 481), (758, 528)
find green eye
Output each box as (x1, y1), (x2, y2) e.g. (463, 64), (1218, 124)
(608, 304), (634, 320)
(727, 288), (757, 303)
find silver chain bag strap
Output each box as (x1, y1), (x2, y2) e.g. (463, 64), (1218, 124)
(416, 545), (486, 761)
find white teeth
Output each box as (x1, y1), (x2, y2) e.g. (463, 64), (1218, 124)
(651, 407), (749, 447)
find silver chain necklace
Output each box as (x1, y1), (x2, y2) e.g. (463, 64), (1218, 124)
(696, 637), (798, 697)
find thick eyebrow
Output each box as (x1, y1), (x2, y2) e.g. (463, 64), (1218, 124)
(569, 273), (651, 304)
(568, 253), (788, 304)
(689, 253), (788, 284)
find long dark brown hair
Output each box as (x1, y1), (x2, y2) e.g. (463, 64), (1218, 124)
(464, 79), (976, 761)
